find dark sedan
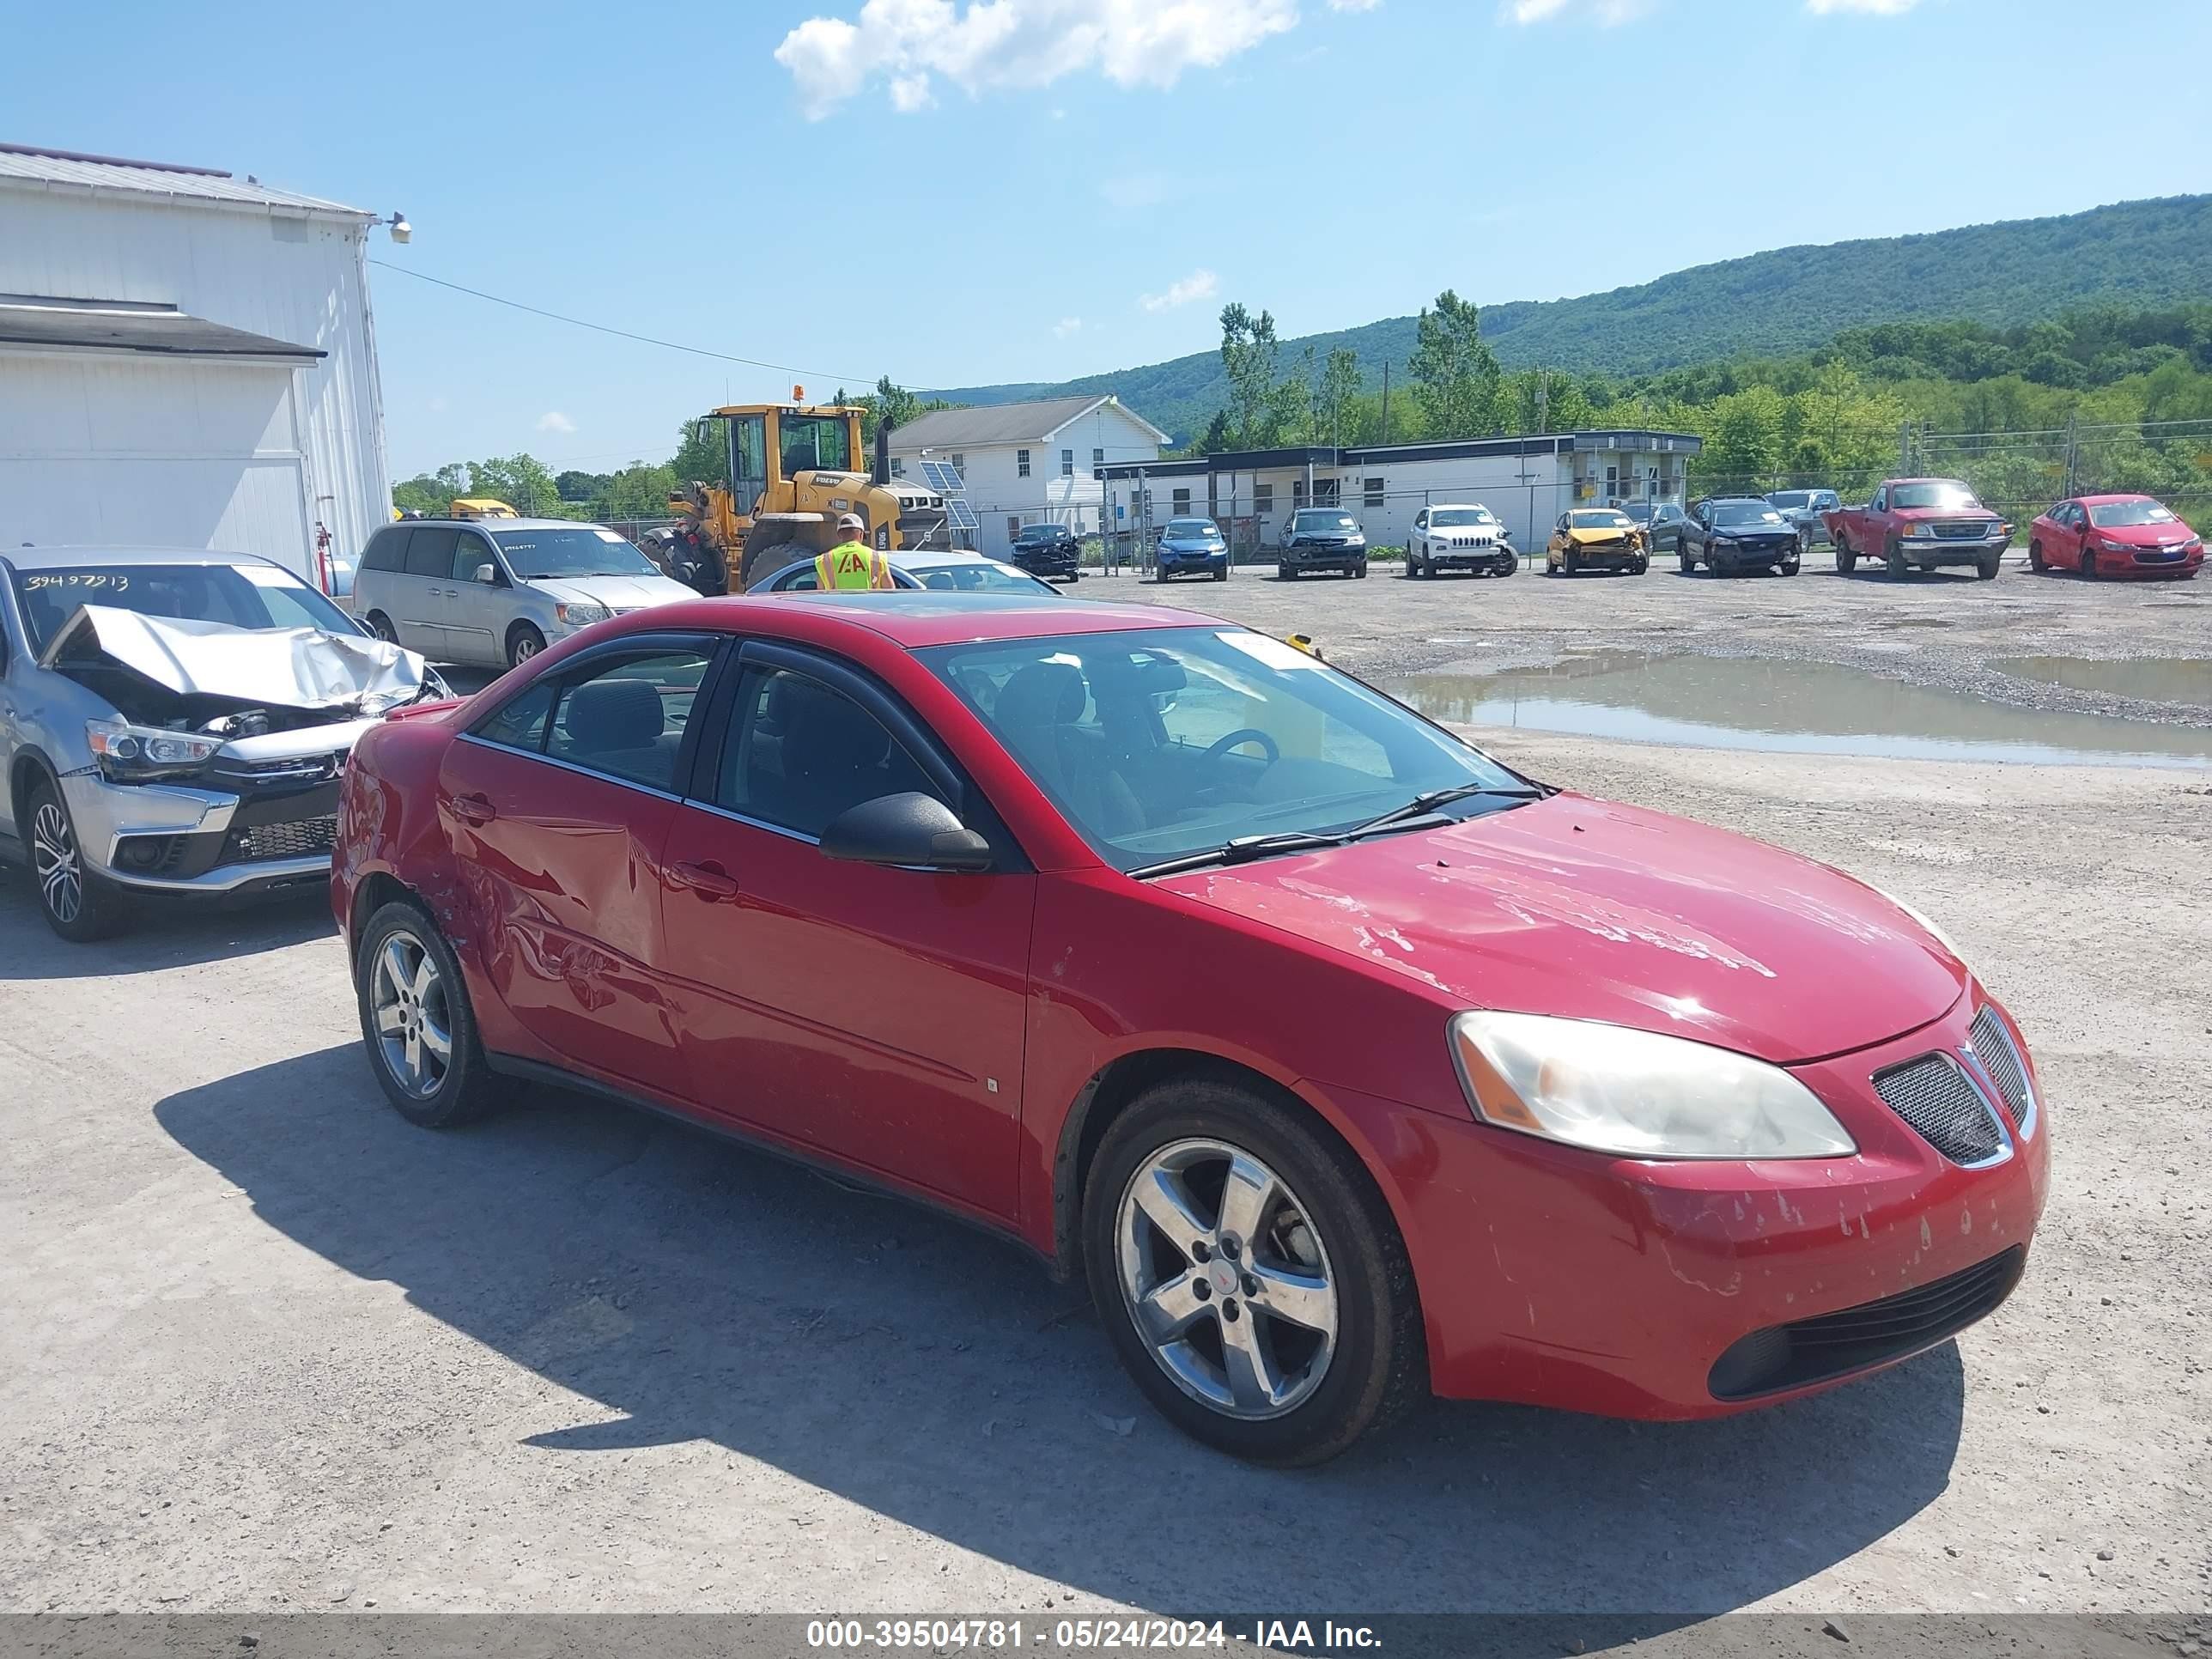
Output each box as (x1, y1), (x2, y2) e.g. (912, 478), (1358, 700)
(1680, 498), (1802, 577)
(1008, 523), (1082, 582)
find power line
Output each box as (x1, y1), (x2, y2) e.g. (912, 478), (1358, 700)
(368, 259), (882, 387)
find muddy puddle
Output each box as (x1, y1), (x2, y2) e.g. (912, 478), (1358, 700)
(1388, 651), (2212, 768)
(1995, 656), (2212, 710)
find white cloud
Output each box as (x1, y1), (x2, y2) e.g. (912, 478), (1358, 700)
(775, 0), (1302, 119)
(1503, 0), (1650, 21)
(1139, 268), (1218, 312)
(1054, 316), (1084, 337)
(1806, 0), (1919, 12)
(1328, 0), (1382, 9)
(536, 410), (575, 434)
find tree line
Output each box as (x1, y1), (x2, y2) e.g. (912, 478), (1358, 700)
(1188, 294), (2212, 507)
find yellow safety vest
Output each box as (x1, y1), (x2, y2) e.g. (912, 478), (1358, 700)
(815, 543), (894, 590)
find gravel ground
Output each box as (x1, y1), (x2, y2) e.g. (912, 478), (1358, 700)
(2, 549), (2207, 1623)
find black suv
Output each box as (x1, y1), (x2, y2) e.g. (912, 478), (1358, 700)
(1680, 497), (1802, 576)
(1279, 508), (1370, 580)
(1008, 523), (1081, 582)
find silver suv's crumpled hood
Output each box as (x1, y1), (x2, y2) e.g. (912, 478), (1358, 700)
(526, 573), (698, 612)
(38, 605), (430, 713)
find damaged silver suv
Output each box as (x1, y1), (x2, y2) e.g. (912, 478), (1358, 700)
(0, 546), (441, 941)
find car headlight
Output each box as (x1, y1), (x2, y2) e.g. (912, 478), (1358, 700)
(554, 599), (610, 627)
(85, 717), (223, 782)
(1449, 1011), (1856, 1160)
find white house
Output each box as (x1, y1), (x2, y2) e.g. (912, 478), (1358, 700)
(1103, 429), (1704, 554)
(0, 142), (392, 589)
(888, 393), (1170, 559)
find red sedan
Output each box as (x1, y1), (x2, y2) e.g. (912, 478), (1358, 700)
(332, 594), (2048, 1464)
(2029, 495), (2203, 579)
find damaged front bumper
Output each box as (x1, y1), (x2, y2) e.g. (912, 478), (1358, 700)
(63, 718), (374, 896)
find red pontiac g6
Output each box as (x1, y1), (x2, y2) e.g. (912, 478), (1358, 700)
(333, 593), (2049, 1465)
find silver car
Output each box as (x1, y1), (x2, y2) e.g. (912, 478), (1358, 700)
(352, 517), (698, 670)
(0, 545), (441, 940)
(1767, 489), (1842, 551)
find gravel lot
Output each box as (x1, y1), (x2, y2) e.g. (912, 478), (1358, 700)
(3, 549), (2207, 1622)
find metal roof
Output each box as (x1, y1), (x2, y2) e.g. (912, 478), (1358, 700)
(890, 394), (1171, 451)
(0, 141), (371, 219)
(0, 301), (323, 362)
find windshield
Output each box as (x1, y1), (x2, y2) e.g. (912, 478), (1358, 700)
(1767, 492), (1813, 510)
(494, 527), (658, 580)
(1432, 508), (1496, 527)
(925, 626), (1527, 872)
(1293, 511), (1358, 532)
(913, 561), (1055, 593)
(1714, 501), (1787, 526)
(10, 561), (359, 653)
(2087, 500), (2179, 528)
(1016, 525), (1066, 542)
(1620, 504), (1655, 523)
(1569, 511), (1632, 530)
(1890, 482), (1981, 511)
(1164, 519), (1220, 539)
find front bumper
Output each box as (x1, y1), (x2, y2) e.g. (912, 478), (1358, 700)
(1425, 542), (1515, 568)
(1285, 543), (1367, 568)
(59, 757), (344, 896)
(1158, 549), (1227, 573)
(1559, 543), (1643, 568)
(1347, 995), (2048, 1419)
(1899, 533), (2009, 568)
(2108, 546), (2203, 576)
(1708, 537), (1799, 567)
(1014, 550), (1080, 578)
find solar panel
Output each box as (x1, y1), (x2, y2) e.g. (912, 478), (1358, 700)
(946, 498), (981, 531)
(921, 459), (965, 495)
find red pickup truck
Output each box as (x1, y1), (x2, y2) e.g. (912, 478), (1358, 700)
(1823, 478), (2013, 580)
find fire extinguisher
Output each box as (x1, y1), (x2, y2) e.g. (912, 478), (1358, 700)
(314, 520), (333, 594)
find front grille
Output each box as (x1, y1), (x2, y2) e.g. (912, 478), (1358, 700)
(1933, 520), (1988, 539)
(1708, 1246), (2027, 1400)
(1874, 1054), (2007, 1164)
(1968, 1007), (2033, 1125)
(222, 813), (339, 866)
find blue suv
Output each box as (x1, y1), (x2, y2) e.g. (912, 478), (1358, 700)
(1155, 517), (1230, 582)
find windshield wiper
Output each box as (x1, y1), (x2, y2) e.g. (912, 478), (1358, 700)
(1346, 782), (1547, 837)
(1126, 830), (1353, 880)
(1127, 785), (1548, 880)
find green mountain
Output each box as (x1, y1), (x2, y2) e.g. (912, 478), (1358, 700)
(925, 195), (2212, 444)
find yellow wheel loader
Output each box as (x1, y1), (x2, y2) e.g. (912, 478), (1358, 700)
(673, 402), (952, 592)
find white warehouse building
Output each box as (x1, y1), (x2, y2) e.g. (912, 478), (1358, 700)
(0, 142), (392, 587)
(888, 394), (1169, 560)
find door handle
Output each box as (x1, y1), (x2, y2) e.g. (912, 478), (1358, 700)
(450, 792), (497, 825)
(669, 860), (740, 899)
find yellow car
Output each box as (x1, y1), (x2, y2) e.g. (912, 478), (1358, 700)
(1546, 507), (1650, 576)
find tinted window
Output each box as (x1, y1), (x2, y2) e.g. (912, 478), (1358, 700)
(404, 528), (459, 577)
(1713, 502), (1786, 526)
(449, 533), (501, 582)
(476, 681), (556, 751)
(545, 650), (712, 789)
(362, 527), (410, 573)
(717, 665), (942, 839)
(493, 527), (656, 579)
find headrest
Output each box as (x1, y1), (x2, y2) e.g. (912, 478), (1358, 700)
(564, 677), (664, 751)
(995, 661), (1086, 729)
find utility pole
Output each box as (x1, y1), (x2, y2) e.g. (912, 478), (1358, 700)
(2063, 414), (2080, 498)
(1536, 371), (1550, 436)
(1380, 363), (1391, 447)
(1899, 419), (1913, 475)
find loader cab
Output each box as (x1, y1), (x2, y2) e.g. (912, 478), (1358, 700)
(703, 404), (865, 514)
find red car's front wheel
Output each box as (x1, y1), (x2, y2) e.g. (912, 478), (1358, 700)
(1083, 1076), (1425, 1465)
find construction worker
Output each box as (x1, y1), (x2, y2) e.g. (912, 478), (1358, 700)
(814, 514), (896, 590)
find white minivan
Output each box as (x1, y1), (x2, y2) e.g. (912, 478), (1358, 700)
(353, 518), (698, 669)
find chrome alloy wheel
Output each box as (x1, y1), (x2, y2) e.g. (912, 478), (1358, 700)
(1115, 1138), (1340, 1420)
(31, 799), (82, 924)
(369, 929), (454, 1099)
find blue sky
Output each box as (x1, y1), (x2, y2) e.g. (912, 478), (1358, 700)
(6, 0), (2204, 475)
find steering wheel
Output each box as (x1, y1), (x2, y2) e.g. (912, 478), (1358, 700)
(1200, 727), (1280, 769)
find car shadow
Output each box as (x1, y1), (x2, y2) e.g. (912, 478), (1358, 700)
(156, 1048), (1969, 1620)
(0, 868), (332, 981)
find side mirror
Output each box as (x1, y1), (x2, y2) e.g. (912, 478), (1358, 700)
(472, 562), (499, 585)
(819, 792), (993, 873)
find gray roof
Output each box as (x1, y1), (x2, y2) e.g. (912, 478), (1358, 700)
(890, 394), (1170, 451)
(0, 142), (371, 219)
(0, 301), (322, 362)
(0, 545), (289, 568)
